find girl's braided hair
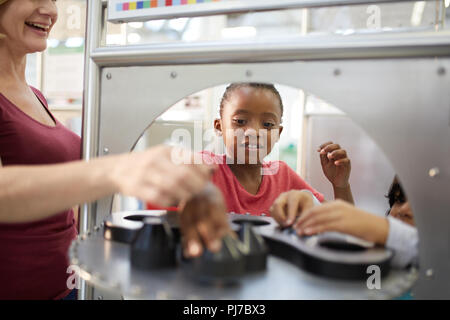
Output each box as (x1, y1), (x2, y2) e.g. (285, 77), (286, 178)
(219, 83), (284, 118)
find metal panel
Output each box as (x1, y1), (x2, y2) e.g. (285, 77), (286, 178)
(92, 31), (450, 66)
(95, 59), (450, 298)
(80, 0), (450, 300)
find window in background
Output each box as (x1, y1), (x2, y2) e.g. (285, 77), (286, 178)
(41, 0), (86, 135)
(103, 1), (449, 46)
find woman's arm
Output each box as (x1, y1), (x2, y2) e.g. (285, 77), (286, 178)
(0, 145), (215, 223)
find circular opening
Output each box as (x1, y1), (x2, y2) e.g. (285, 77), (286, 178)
(319, 240), (367, 252)
(232, 218), (270, 227)
(124, 215), (150, 222)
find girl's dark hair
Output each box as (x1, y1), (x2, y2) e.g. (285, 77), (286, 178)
(385, 176), (407, 215)
(219, 83), (284, 118)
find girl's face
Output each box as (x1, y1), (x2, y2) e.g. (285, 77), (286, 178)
(214, 86), (283, 165)
(0, 0), (58, 55)
(390, 201), (415, 226)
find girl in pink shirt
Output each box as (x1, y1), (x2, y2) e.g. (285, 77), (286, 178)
(202, 83), (354, 217)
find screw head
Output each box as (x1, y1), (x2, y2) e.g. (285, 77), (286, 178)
(97, 295), (104, 300)
(103, 147), (109, 155)
(333, 68), (341, 76)
(106, 73), (112, 80)
(429, 167), (440, 178)
(170, 71), (177, 79)
(426, 269), (434, 278)
(246, 70), (253, 77)
(437, 67), (446, 76)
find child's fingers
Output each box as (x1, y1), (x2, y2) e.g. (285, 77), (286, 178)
(296, 191), (315, 216)
(321, 143), (341, 155)
(296, 210), (336, 231)
(270, 194), (288, 226)
(210, 205), (231, 240)
(335, 158), (351, 167)
(197, 221), (222, 253)
(318, 141), (333, 152)
(296, 211), (342, 236)
(320, 152), (330, 166)
(286, 194), (301, 225)
(295, 202), (338, 227)
(299, 221), (337, 236)
(182, 224), (204, 258)
(327, 149), (347, 161)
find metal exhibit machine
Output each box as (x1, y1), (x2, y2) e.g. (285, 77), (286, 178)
(74, 0), (450, 299)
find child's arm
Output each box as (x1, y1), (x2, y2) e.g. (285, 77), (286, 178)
(294, 200), (418, 268)
(295, 200), (388, 243)
(318, 142), (354, 204)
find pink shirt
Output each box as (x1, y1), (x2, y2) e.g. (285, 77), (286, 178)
(201, 151), (324, 216)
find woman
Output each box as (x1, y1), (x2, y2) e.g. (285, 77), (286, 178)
(0, 0), (228, 299)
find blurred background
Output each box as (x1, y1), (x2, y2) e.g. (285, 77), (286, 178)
(25, 0), (450, 215)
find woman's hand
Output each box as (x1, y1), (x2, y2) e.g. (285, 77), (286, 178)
(269, 190), (316, 228)
(294, 200), (389, 245)
(179, 183), (231, 258)
(109, 145), (216, 208)
(318, 141), (351, 189)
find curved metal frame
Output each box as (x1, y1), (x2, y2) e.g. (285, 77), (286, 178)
(81, 0), (450, 299)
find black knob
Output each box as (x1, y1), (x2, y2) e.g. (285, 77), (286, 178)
(237, 223), (268, 273)
(131, 217), (176, 270)
(182, 234), (246, 284)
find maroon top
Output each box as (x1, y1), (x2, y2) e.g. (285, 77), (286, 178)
(0, 87), (81, 299)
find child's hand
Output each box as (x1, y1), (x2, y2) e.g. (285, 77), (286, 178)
(294, 200), (389, 245)
(318, 141), (351, 189)
(179, 183), (232, 258)
(269, 190), (316, 228)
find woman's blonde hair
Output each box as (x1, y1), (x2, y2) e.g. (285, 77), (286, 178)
(0, 0), (10, 40)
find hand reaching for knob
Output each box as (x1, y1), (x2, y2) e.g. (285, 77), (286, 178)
(179, 182), (233, 258)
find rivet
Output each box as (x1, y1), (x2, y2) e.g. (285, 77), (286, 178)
(429, 167), (440, 178)
(103, 147), (109, 155)
(170, 71), (177, 79)
(106, 73), (112, 80)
